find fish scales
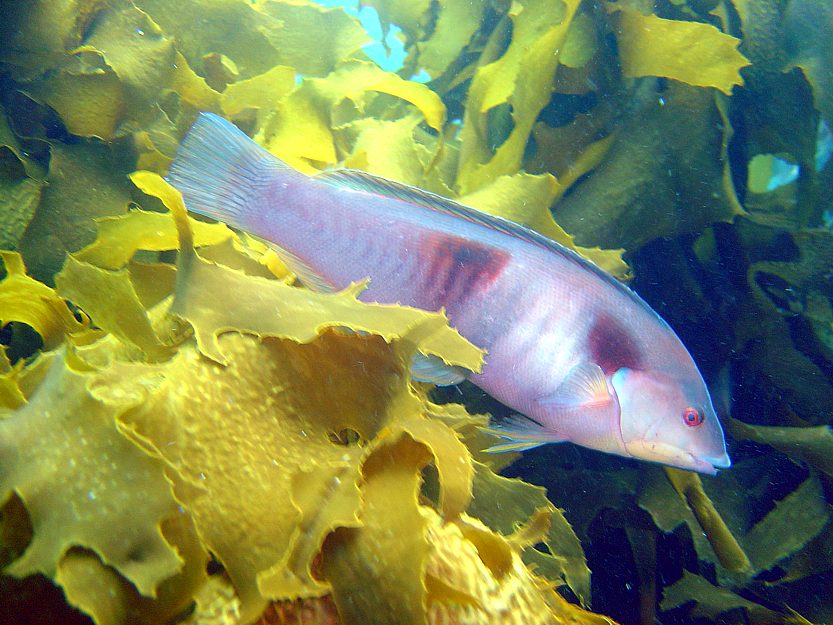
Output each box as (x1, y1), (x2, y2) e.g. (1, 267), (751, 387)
(168, 113), (730, 474)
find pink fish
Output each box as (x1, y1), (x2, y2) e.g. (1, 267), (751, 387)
(168, 113), (730, 474)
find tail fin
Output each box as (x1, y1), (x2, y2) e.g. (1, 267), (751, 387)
(167, 113), (293, 229)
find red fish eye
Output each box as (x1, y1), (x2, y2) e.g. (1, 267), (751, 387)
(682, 407), (704, 427)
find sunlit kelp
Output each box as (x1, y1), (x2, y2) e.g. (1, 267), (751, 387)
(1, 0), (833, 623)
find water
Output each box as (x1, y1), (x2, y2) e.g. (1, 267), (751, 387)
(0, 1), (831, 624)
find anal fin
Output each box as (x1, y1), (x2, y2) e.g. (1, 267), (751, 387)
(482, 440), (548, 453)
(480, 413), (565, 454)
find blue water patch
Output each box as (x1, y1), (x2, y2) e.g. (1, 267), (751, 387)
(816, 119), (832, 172)
(314, 0), (408, 75)
(761, 119), (833, 191)
(766, 157), (800, 191)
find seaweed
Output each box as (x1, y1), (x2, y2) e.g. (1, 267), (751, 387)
(1, 0), (832, 623)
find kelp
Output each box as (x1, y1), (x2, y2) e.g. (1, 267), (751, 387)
(614, 8), (749, 94)
(17, 141), (135, 283)
(734, 220), (833, 421)
(2, 0), (833, 623)
(0, 105), (44, 251)
(0, 252), (88, 350)
(554, 82), (745, 251)
(662, 468), (751, 573)
(0, 351), (188, 599)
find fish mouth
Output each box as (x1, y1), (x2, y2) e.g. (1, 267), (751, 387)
(625, 440), (731, 474)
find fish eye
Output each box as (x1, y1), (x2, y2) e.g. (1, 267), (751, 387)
(682, 406), (704, 427)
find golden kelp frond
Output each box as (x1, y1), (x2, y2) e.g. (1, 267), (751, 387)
(19, 5), (176, 140)
(133, 0), (285, 80)
(660, 571), (808, 625)
(737, 225), (833, 421)
(109, 326), (475, 619)
(170, 51), (223, 114)
(782, 0), (833, 126)
(742, 475), (830, 573)
(614, 8), (749, 95)
(361, 0), (431, 60)
(57, 511), (208, 625)
(408, 0), (486, 78)
(107, 334), (365, 620)
(427, 512), (619, 625)
(0, 105), (44, 250)
(322, 433), (432, 625)
(0, 251), (87, 348)
(322, 430), (610, 625)
(189, 509), (611, 625)
(393, 416), (473, 519)
(637, 457), (831, 624)
(55, 257), (173, 360)
(0, 347), (30, 410)
(0, 176), (42, 254)
(74, 208), (233, 271)
(256, 60), (446, 172)
(342, 115), (451, 193)
(18, 141), (134, 283)
(457, 0), (582, 194)
(220, 65), (296, 118)
(727, 419), (833, 477)
(254, 1), (370, 77)
(468, 461), (590, 605)
(0, 350), (185, 597)
(76, 6), (176, 125)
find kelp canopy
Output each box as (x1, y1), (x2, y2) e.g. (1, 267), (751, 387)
(0, 0), (832, 624)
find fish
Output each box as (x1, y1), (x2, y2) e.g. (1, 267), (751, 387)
(168, 113), (731, 474)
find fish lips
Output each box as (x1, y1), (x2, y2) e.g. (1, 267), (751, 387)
(624, 439), (731, 474)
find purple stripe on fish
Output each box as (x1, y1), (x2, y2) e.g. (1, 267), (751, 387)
(422, 236), (509, 305)
(587, 312), (644, 374)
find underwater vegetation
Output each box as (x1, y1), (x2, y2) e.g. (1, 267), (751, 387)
(0, 0), (831, 624)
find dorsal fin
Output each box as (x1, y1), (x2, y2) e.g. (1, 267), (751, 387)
(315, 168), (654, 318)
(318, 169), (460, 215)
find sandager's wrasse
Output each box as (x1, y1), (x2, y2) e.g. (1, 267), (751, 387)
(168, 113), (731, 474)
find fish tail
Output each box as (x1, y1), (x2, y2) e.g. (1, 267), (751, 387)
(167, 112), (295, 229)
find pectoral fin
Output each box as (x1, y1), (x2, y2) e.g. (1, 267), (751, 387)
(544, 362), (612, 408)
(539, 363), (619, 432)
(410, 353), (468, 386)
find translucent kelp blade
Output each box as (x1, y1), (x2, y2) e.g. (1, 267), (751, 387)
(614, 8), (749, 95)
(0, 252), (87, 349)
(0, 351), (184, 598)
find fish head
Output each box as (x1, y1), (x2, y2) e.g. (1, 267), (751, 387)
(610, 368), (730, 474)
